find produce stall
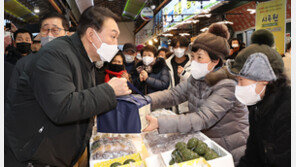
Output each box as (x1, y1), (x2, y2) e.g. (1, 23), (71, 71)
(90, 109), (235, 167)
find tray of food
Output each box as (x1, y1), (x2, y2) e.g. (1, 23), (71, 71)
(90, 136), (137, 161)
(142, 132), (204, 155)
(160, 133), (235, 167)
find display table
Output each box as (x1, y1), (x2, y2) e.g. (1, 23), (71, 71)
(89, 109), (235, 167)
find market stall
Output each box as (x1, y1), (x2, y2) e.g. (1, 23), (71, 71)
(89, 109), (235, 167)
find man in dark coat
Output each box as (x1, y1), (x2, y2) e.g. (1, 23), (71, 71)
(6, 12), (70, 104)
(5, 6), (131, 166)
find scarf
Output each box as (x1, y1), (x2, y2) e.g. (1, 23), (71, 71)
(104, 69), (127, 82)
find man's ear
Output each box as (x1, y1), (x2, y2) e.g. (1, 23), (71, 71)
(85, 27), (95, 43)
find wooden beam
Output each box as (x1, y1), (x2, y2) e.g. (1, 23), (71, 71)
(57, 0), (78, 25)
(48, 0), (63, 14)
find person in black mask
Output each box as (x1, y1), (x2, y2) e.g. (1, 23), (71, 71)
(105, 51), (131, 82)
(5, 29), (33, 65)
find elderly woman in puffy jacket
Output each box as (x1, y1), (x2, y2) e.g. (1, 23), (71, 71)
(228, 30), (291, 167)
(132, 45), (170, 95)
(143, 23), (249, 165)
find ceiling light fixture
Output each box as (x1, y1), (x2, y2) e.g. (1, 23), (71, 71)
(34, 6), (40, 13)
(150, 5), (156, 10)
(179, 33), (190, 36)
(200, 27), (208, 32)
(163, 33), (173, 37)
(247, 9), (256, 14)
(198, 14), (211, 18)
(148, 40), (153, 45)
(217, 21), (233, 25)
(168, 27), (177, 31)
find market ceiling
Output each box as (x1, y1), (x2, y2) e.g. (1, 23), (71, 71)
(4, 0), (165, 28)
(4, 0), (272, 32)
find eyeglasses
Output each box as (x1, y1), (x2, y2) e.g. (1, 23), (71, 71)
(41, 26), (66, 36)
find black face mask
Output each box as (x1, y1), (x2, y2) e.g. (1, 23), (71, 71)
(16, 42), (31, 54)
(108, 63), (124, 72)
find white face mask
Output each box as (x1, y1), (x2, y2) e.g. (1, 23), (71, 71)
(124, 54), (135, 63)
(235, 83), (266, 106)
(91, 30), (118, 62)
(143, 56), (154, 66)
(136, 53), (142, 60)
(174, 48), (186, 58)
(191, 60), (214, 80)
(41, 36), (56, 46)
(232, 44), (239, 48)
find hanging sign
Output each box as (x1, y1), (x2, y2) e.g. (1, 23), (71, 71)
(256, 0), (286, 54)
(141, 7), (154, 21)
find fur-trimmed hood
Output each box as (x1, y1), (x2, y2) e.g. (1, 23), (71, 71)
(205, 66), (236, 86)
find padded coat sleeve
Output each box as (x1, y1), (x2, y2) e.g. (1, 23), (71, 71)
(30, 49), (117, 125)
(157, 80), (236, 134)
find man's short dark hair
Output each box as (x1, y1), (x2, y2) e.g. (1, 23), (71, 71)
(123, 43), (137, 53)
(141, 45), (157, 57)
(13, 29), (33, 41)
(77, 6), (120, 36)
(171, 36), (190, 48)
(40, 12), (69, 30)
(157, 47), (169, 55)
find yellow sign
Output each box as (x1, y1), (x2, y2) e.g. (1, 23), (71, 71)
(256, 0), (286, 54)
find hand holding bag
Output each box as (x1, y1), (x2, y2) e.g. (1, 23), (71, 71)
(97, 82), (150, 133)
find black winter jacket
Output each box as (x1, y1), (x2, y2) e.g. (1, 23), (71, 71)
(4, 33), (117, 166)
(238, 85), (291, 167)
(132, 58), (170, 94)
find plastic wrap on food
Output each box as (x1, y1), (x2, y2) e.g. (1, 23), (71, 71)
(143, 132), (204, 155)
(150, 109), (176, 118)
(90, 136), (137, 160)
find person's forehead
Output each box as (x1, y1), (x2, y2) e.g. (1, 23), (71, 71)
(143, 51), (154, 54)
(102, 18), (119, 33)
(114, 55), (123, 60)
(16, 33), (30, 38)
(125, 50), (135, 54)
(42, 17), (63, 27)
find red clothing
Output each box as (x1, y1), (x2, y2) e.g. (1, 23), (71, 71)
(104, 69), (127, 82)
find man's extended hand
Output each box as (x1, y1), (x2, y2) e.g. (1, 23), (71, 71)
(108, 77), (132, 96)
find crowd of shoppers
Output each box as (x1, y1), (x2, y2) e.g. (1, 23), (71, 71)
(3, 4), (291, 167)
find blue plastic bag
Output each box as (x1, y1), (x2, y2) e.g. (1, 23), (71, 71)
(97, 82), (149, 133)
